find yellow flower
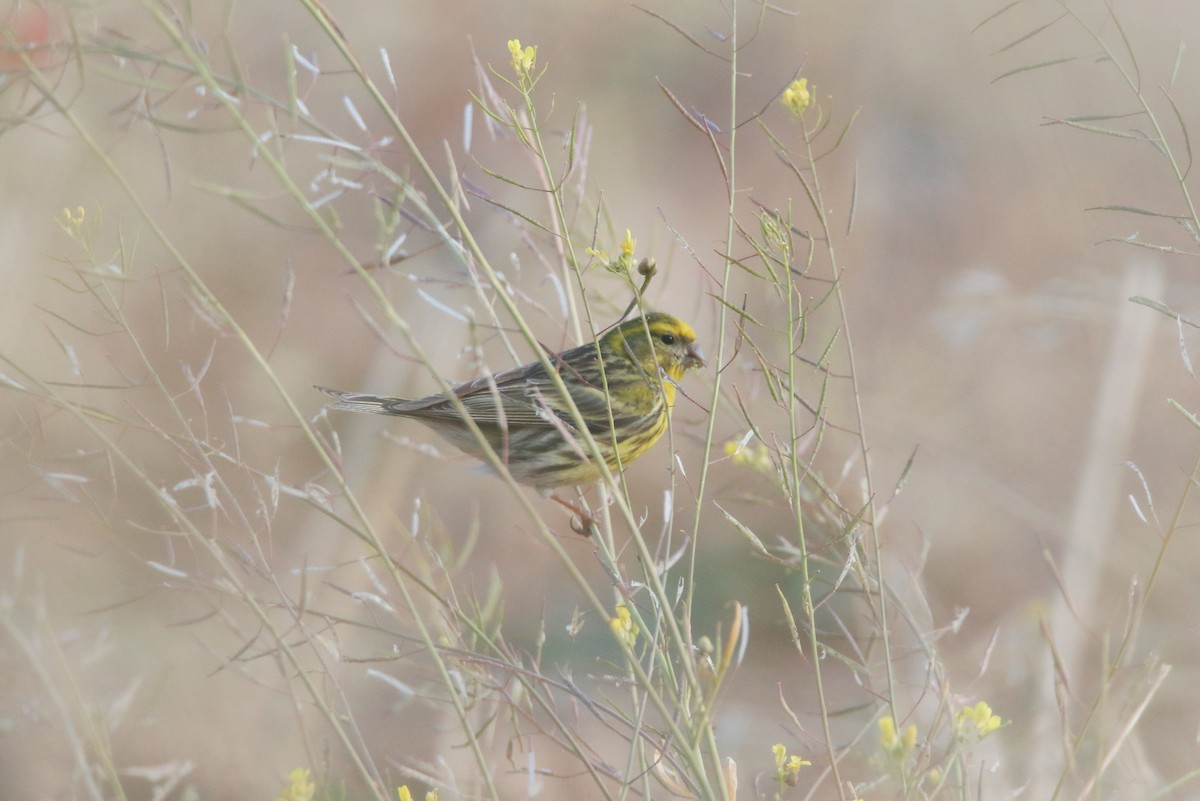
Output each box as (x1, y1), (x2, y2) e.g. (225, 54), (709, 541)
(397, 787), (437, 801)
(277, 768), (315, 801)
(589, 228), (641, 276)
(723, 439), (773, 472)
(771, 743), (810, 788)
(780, 78), (810, 117)
(955, 701), (1002, 739)
(620, 228), (636, 259)
(611, 602), (639, 648)
(879, 716), (917, 759)
(60, 206), (85, 228)
(507, 39), (537, 76)
(785, 756), (809, 782)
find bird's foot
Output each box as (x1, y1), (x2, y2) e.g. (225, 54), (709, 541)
(549, 493), (597, 537)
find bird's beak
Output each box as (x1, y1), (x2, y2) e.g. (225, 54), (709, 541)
(684, 343), (706, 369)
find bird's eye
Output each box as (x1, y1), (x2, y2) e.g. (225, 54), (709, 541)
(660, 333), (676, 345)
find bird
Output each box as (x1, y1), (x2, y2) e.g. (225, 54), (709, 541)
(316, 312), (704, 490)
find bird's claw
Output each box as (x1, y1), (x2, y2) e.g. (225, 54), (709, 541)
(551, 493), (597, 537)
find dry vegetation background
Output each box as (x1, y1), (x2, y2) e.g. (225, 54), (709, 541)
(3, 0), (1200, 799)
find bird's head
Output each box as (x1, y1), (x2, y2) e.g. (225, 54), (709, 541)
(608, 312), (705, 382)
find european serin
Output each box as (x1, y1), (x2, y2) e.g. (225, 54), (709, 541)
(316, 312), (704, 489)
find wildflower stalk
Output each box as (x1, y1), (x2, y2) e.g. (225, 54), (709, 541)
(666, 3), (746, 795)
(1, 600), (119, 801)
(1048, 449), (1200, 801)
(801, 124), (898, 735)
(754, 87), (877, 798)
(502, 42), (584, 343)
(687, 0), (742, 627)
(777, 130), (848, 796)
(1054, 1), (1199, 234)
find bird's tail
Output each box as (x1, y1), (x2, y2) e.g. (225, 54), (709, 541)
(314, 385), (399, 415)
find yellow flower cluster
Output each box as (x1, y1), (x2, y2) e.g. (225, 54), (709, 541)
(620, 229), (636, 259)
(780, 78), (810, 117)
(723, 440), (773, 472)
(878, 716), (917, 760)
(956, 700), (1002, 739)
(610, 602), (640, 649)
(397, 785), (438, 801)
(587, 228), (641, 276)
(771, 743), (810, 788)
(507, 39), (536, 77)
(60, 206), (86, 229)
(276, 768), (315, 801)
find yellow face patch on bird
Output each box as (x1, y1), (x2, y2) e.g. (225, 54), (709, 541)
(607, 313), (705, 383)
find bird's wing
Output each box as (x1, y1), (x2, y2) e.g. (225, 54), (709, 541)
(521, 343), (652, 433)
(383, 341), (645, 432)
(387, 362), (557, 429)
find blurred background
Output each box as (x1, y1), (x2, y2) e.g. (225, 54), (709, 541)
(3, 0), (1200, 798)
